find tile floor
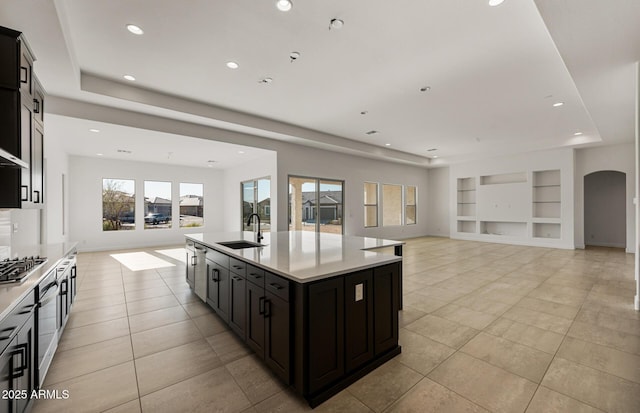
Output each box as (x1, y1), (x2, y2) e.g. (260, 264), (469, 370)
(32, 237), (639, 413)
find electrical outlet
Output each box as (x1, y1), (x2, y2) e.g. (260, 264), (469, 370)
(12, 223), (18, 233)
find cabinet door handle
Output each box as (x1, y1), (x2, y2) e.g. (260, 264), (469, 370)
(264, 299), (271, 318)
(11, 344), (28, 378)
(33, 190), (40, 203)
(18, 304), (36, 314)
(71, 266), (77, 279)
(33, 98), (40, 113)
(191, 256), (196, 266)
(258, 296), (265, 315)
(269, 282), (283, 290)
(211, 269), (219, 282)
(21, 185), (29, 201)
(20, 66), (28, 84)
(60, 279), (68, 295)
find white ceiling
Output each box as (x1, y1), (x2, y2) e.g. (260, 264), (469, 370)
(0, 0), (638, 167)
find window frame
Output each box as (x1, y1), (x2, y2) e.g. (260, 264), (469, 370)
(363, 182), (379, 228)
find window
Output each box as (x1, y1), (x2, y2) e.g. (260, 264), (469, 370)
(382, 184), (403, 226)
(180, 183), (204, 227)
(242, 178), (271, 232)
(364, 182), (378, 227)
(144, 181), (172, 229)
(405, 186), (417, 225)
(289, 176), (343, 234)
(102, 179), (135, 231)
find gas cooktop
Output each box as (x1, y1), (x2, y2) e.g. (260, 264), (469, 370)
(0, 256), (48, 284)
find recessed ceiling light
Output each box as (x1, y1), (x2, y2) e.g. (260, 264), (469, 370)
(96, 153), (103, 156)
(552, 102), (564, 107)
(276, 0), (292, 12)
(384, 143), (391, 146)
(126, 24), (144, 35)
(433, 155), (439, 159)
(89, 128), (100, 133)
(574, 132), (583, 136)
(226, 61), (239, 69)
(488, 0), (505, 6)
(123, 74), (136, 81)
(238, 151), (245, 154)
(289, 51), (300, 62)
(329, 18), (344, 30)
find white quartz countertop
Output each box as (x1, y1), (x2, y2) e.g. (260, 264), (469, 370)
(186, 231), (403, 283)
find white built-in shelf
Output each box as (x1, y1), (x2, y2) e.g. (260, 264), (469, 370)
(480, 221), (527, 237)
(480, 172), (527, 185)
(456, 177), (477, 221)
(532, 170), (561, 220)
(457, 221), (476, 233)
(533, 222), (561, 239)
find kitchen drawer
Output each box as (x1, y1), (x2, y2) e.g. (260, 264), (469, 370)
(229, 258), (246, 277)
(0, 290), (36, 353)
(265, 272), (290, 302)
(246, 264), (265, 287)
(206, 248), (229, 269)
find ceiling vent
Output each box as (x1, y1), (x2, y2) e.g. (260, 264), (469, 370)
(365, 130), (378, 135)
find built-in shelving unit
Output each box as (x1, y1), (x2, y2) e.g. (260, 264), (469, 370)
(532, 170), (561, 239)
(480, 221), (527, 237)
(456, 177), (477, 233)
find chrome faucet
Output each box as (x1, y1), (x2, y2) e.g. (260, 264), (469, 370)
(246, 213), (263, 242)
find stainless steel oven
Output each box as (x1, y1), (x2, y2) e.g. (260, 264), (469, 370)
(37, 268), (59, 386)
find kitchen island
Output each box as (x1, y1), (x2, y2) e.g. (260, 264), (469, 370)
(185, 231), (403, 407)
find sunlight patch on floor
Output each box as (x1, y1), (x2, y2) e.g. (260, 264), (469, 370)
(155, 248), (187, 264)
(110, 252), (176, 271)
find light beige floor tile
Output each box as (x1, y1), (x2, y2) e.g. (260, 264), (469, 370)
(515, 296), (580, 320)
(172, 288), (200, 304)
(576, 308), (640, 337)
(226, 355), (286, 404)
(123, 279), (168, 292)
(125, 294), (181, 316)
(72, 292), (126, 312)
(402, 293), (449, 313)
(135, 339), (223, 396)
(79, 277), (123, 291)
(386, 377), (489, 413)
(453, 295), (512, 316)
(542, 357), (640, 412)
(527, 284), (587, 307)
(191, 312), (229, 337)
(405, 314), (479, 349)
(501, 306), (572, 334)
(433, 303), (498, 330)
(568, 321), (640, 356)
(58, 317), (130, 352)
(131, 319), (203, 358)
(102, 400), (142, 413)
(124, 285), (173, 302)
(526, 386), (604, 413)
(486, 317), (564, 354)
(557, 336), (640, 384)
(428, 352), (537, 413)
(66, 303), (128, 329)
(414, 285), (469, 302)
(253, 388), (312, 413)
(398, 307), (427, 327)
(314, 390), (372, 413)
(461, 332), (553, 383)
(44, 336), (133, 386)
(397, 328), (455, 375)
(75, 284), (125, 300)
(140, 367), (251, 413)
(347, 360), (422, 413)
(182, 299), (216, 318)
(206, 331), (252, 363)
(32, 362), (138, 413)
(128, 305), (190, 333)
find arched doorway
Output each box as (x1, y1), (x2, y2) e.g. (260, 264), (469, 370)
(584, 171), (626, 249)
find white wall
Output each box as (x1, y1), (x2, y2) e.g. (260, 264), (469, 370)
(584, 171), (626, 248)
(426, 167), (450, 237)
(449, 148), (575, 248)
(68, 156), (225, 251)
(222, 152), (278, 232)
(43, 126), (70, 244)
(275, 146), (430, 239)
(575, 143), (635, 252)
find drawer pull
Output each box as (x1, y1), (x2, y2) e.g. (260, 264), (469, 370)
(20, 66), (28, 83)
(232, 265), (243, 270)
(249, 273), (262, 278)
(232, 276), (242, 281)
(269, 282), (283, 290)
(0, 327), (17, 340)
(33, 98), (40, 113)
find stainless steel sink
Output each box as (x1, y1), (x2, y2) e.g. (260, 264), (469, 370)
(217, 240), (264, 249)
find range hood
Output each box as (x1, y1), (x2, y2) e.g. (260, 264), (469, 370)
(0, 147), (28, 168)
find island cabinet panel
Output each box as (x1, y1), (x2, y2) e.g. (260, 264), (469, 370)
(373, 263), (400, 356)
(246, 280), (265, 356)
(264, 289), (290, 383)
(228, 271), (246, 339)
(185, 241), (195, 288)
(307, 278), (344, 394)
(206, 260), (229, 322)
(345, 270), (374, 373)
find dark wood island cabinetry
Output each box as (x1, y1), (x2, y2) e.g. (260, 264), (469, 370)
(186, 231), (403, 407)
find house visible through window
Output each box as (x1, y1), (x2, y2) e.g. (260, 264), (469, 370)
(144, 181), (172, 229)
(289, 176), (343, 234)
(180, 183), (204, 227)
(102, 178), (135, 231)
(242, 178), (271, 232)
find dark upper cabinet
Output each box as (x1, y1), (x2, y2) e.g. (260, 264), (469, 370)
(0, 26), (44, 209)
